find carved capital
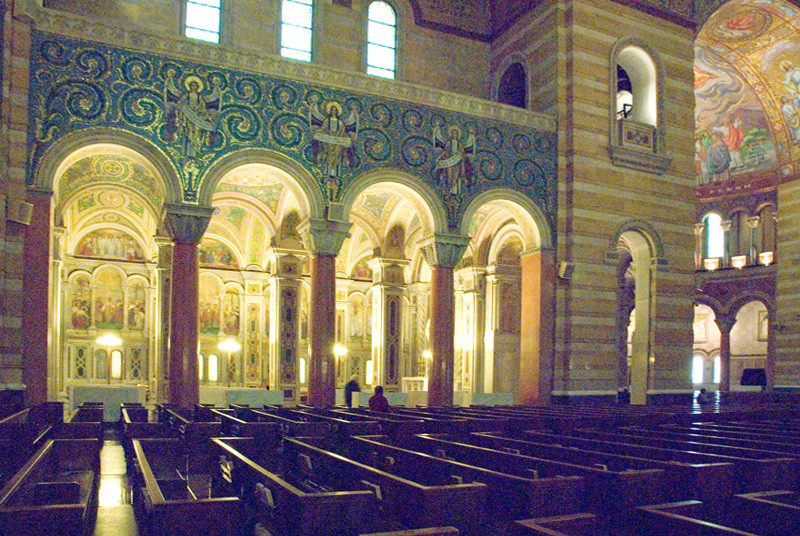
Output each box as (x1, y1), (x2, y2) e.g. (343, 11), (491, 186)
(367, 257), (410, 286)
(746, 216), (761, 229)
(265, 247), (306, 278)
(163, 203), (214, 245)
(418, 233), (471, 268)
(720, 219), (732, 232)
(715, 314), (736, 333)
(299, 218), (351, 256)
(694, 222), (706, 235)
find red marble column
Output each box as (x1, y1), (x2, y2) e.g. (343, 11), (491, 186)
(169, 242), (200, 407)
(428, 264), (455, 407)
(300, 219), (350, 408)
(518, 249), (556, 405)
(307, 253), (337, 407)
(716, 315), (734, 393)
(164, 204), (212, 408)
(421, 233), (469, 408)
(22, 190), (52, 405)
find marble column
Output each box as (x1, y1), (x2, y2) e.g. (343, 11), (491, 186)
(766, 308), (775, 392)
(266, 248), (304, 404)
(746, 215), (761, 264)
(721, 219), (732, 268)
(300, 219), (351, 407)
(715, 314), (735, 393)
(519, 248), (556, 405)
(455, 267), (485, 393)
(367, 257), (409, 392)
(22, 189), (53, 405)
(694, 222), (705, 270)
(163, 204), (213, 408)
(419, 234), (470, 407)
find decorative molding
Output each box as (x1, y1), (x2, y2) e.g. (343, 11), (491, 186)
(163, 203), (214, 245)
(298, 218), (352, 256)
(418, 233), (471, 268)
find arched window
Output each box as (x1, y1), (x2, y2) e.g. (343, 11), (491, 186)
(185, 0), (221, 43)
(367, 1), (397, 79)
(299, 357), (307, 384)
(704, 213), (724, 259)
(712, 353), (721, 384)
(692, 353), (705, 384)
(111, 350), (123, 380)
(498, 62), (527, 108)
(609, 39), (670, 173)
(281, 0), (314, 62)
(208, 354), (219, 382)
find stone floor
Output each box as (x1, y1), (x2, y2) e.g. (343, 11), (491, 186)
(93, 430), (138, 536)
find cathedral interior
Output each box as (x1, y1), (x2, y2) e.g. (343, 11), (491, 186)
(1, 0), (799, 409)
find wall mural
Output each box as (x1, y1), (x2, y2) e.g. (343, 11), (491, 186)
(75, 228), (145, 261)
(199, 238), (239, 269)
(28, 32), (556, 230)
(695, 0), (800, 197)
(94, 268), (124, 330)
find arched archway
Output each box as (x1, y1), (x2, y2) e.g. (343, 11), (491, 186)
(460, 189), (554, 405)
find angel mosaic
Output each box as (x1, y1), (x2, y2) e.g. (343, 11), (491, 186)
(433, 119), (475, 197)
(164, 73), (221, 157)
(309, 95), (358, 201)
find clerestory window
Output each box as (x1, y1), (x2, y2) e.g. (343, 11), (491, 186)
(281, 0), (314, 62)
(367, 1), (397, 79)
(185, 0), (221, 43)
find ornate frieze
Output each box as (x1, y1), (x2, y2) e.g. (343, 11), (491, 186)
(26, 23), (557, 229)
(418, 233), (471, 268)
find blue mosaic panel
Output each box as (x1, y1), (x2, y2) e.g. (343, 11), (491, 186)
(27, 32), (556, 230)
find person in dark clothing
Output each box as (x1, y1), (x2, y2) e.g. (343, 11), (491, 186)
(344, 374), (360, 407)
(369, 385), (390, 412)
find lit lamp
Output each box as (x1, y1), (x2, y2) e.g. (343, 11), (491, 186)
(218, 339), (241, 387)
(422, 349), (432, 375)
(96, 332), (122, 385)
(334, 343), (347, 381)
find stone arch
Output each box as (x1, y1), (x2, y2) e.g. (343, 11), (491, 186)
(460, 188), (553, 251)
(607, 219), (666, 266)
(341, 168), (447, 234)
(197, 148), (325, 222)
(492, 53), (530, 109)
(33, 128), (180, 205)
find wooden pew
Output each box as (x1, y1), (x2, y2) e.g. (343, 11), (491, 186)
(158, 405), (222, 445)
(514, 513), (607, 536)
(213, 437), (385, 536)
(402, 433), (666, 522)
(565, 428), (800, 493)
(346, 435), (584, 523)
(287, 408), (384, 437)
(119, 406), (173, 470)
(55, 403), (104, 442)
(282, 436), (488, 534)
(131, 438), (243, 536)
(250, 408), (332, 437)
(471, 431), (735, 503)
(0, 408), (54, 489)
(0, 439), (100, 536)
(208, 409), (279, 446)
(330, 408), (428, 437)
(635, 500), (780, 536)
(359, 528), (459, 536)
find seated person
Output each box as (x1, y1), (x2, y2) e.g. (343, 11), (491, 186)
(696, 388), (714, 404)
(368, 385), (390, 412)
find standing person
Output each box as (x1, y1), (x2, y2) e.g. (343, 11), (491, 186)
(344, 374), (360, 408)
(369, 385), (390, 412)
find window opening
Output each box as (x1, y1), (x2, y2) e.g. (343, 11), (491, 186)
(282, 0), (313, 62)
(367, 1), (396, 78)
(185, 0), (221, 43)
(704, 213), (724, 259)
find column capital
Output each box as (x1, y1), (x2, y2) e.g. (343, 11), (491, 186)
(299, 218), (351, 256)
(163, 203), (214, 245)
(367, 257), (410, 286)
(265, 247), (306, 278)
(694, 222), (706, 235)
(418, 233), (471, 268)
(720, 219), (732, 232)
(746, 215), (761, 228)
(714, 314), (736, 333)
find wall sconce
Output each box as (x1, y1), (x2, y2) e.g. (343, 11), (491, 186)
(703, 258), (720, 271)
(730, 255), (747, 269)
(759, 251), (774, 266)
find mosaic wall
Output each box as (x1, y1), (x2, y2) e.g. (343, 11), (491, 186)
(27, 32), (557, 231)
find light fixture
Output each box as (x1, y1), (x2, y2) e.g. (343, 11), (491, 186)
(218, 339), (241, 387)
(97, 333), (122, 384)
(334, 343), (347, 359)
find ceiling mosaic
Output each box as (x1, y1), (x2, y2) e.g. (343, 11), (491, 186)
(695, 0), (800, 198)
(57, 154), (163, 209)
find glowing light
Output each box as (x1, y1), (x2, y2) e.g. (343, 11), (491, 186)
(97, 333), (122, 347)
